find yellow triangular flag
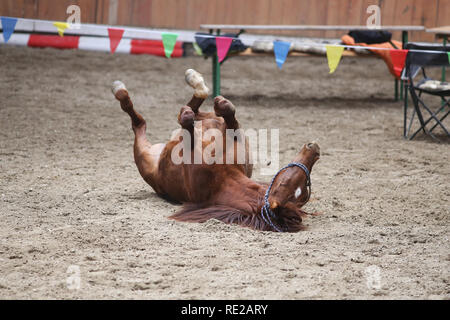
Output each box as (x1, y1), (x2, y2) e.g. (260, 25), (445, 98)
(325, 45), (345, 74)
(53, 22), (70, 37)
(193, 42), (203, 56)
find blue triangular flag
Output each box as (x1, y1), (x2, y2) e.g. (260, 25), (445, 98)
(1, 17), (18, 43)
(273, 41), (291, 69)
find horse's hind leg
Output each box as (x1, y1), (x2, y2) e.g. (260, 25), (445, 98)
(112, 81), (145, 129)
(177, 105), (196, 149)
(112, 81), (163, 192)
(214, 96), (240, 130)
(214, 95), (252, 177)
(185, 69), (209, 114)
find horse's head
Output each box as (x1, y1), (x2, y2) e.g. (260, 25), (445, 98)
(264, 142), (320, 230)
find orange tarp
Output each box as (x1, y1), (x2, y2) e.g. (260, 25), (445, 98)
(341, 35), (403, 79)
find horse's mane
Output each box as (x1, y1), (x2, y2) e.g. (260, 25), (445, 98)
(169, 201), (306, 232)
(169, 203), (271, 231)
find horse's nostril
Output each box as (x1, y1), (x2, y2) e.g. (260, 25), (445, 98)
(306, 142), (320, 154)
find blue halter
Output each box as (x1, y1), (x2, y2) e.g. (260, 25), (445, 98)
(261, 162), (311, 232)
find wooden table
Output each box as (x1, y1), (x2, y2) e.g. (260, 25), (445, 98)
(199, 24), (425, 99)
(426, 26), (450, 82)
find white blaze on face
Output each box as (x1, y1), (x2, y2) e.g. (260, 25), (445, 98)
(295, 187), (302, 199)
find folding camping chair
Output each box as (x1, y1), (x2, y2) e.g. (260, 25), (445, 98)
(403, 43), (450, 141)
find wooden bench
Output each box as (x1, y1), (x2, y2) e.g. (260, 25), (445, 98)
(199, 24), (425, 100)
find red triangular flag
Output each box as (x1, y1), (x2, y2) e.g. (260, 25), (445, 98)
(108, 28), (124, 54)
(390, 49), (409, 79)
(216, 36), (233, 63)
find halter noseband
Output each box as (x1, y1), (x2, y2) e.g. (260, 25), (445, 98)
(261, 162), (311, 232)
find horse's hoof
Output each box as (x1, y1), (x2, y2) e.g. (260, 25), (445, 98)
(112, 81), (128, 100)
(112, 80), (127, 94)
(179, 106), (195, 128)
(112, 81), (128, 101)
(185, 69), (209, 99)
(214, 95), (235, 118)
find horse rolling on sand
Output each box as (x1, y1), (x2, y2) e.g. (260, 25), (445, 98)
(111, 69), (320, 232)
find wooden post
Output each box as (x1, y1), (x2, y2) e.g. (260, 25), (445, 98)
(108, 0), (118, 25)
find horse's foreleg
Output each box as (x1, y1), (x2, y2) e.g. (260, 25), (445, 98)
(185, 69), (209, 114)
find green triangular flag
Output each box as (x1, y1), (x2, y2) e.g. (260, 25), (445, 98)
(161, 33), (178, 58)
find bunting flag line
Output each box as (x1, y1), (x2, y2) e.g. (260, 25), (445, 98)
(2, 16), (450, 56)
(161, 32), (178, 58)
(326, 45), (345, 74)
(107, 28), (124, 54)
(273, 41), (291, 69)
(2, 16), (450, 70)
(216, 36), (233, 63)
(53, 22), (70, 37)
(389, 49), (409, 79)
(1, 16), (18, 43)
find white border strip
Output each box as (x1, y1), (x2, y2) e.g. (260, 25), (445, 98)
(78, 36), (131, 53)
(0, 32), (30, 45)
(0, 32), (135, 54)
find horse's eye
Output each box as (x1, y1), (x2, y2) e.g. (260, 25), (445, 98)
(294, 187), (302, 199)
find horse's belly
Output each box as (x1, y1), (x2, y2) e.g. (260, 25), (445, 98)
(156, 119), (252, 202)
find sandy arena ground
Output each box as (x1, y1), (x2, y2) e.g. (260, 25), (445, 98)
(0, 45), (449, 299)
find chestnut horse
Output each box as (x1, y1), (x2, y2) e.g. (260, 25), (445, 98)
(112, 69), (320, 232)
